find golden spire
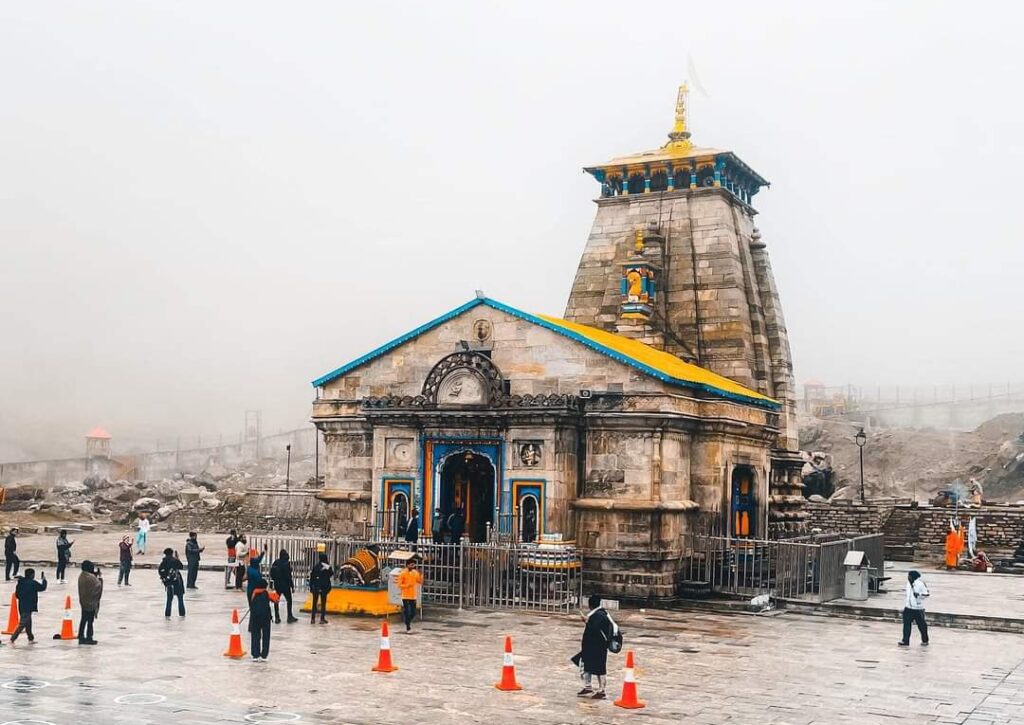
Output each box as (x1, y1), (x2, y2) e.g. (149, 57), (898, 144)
(663, 82), (693, 151)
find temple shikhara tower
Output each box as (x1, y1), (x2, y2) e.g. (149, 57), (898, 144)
(311, 83), (805, 598)
(564, 84), (804, 529)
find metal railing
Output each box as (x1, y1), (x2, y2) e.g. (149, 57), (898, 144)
(250, 535), (582, 614)
(680, 531), (885, 604)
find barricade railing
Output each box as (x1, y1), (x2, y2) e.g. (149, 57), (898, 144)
(680, 531), (885, 604)
(249, 535), (582, 614)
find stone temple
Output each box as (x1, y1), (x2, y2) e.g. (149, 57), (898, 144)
(311, 85), (804, 597)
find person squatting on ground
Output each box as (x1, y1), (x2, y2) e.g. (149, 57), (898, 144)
(397, 557), (423, 633)
(159, 548), (186, 617)
(573, 594), (618, 700)
(270, 549), (299, 624)
(225, 529), (239, 589)
(10, 568), (47, 644)
(135, 513), (151, 555)
(248, 575), (278, 662)
(77, 560), (103, 645)
(308, 552), (333, 624)
(185, 532), (204, 589)
(55, 529), (74, 583)
(234, 534), (249, 591)
(4, 527), (19, 581)
(117, 535), (133, 585)
(899, 569), (930, 647)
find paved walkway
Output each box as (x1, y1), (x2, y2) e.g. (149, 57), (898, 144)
(1, 565), (1023, 723)
(833, 561), (1024, 623)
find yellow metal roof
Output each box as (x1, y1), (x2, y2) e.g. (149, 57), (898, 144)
(535, 313), (778, 406)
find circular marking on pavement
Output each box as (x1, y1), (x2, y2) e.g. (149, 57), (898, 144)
(1, 679), (50, 691)
(243, 713), (302, 723)
(114, 693), (167, 705)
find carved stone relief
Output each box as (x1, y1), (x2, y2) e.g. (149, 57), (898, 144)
(385, 437), (415, 467)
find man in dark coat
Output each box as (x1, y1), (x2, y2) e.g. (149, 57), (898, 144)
(248, 575), (277, 662)
(574, 594), (616, 699)
(308, 553), (333, 624)
(77, 560), (102, 644)
(404, 508), (420, 550)
(158, 548), (186, 617)
(447, 508), (465, 543)
(11, 568), (47, 643)
(269, 549), (298, 624)
(4, 528), (19, 581)
(184, 532), (204, 589)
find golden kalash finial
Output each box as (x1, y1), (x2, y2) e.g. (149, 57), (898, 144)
(663, 82), (693, 151)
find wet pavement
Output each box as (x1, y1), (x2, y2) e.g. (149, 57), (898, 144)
(0, 563), (1023, 724)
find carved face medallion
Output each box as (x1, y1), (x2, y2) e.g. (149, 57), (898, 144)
(437, 370), (487, 405)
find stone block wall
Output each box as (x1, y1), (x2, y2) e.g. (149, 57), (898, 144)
(804, 501), (894, 535)
(914, 506), (1024, 560)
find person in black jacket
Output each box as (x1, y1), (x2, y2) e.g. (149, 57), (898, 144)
(4, 528), (19, 581)
(269, 549), (298, 624)
(10, 568), (47, 643)
(158, 548), (186, 618)
(308, 553), (333, 625)
(55, 530), (74, 583)
(248, 575), (277, 662)
(184, 532), (204, 589)
(404, 508), (420, 550)
(574, 594), (616, 699)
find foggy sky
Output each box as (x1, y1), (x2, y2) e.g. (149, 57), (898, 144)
(2, 2), (1022, 460)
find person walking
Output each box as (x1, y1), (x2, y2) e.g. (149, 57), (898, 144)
(270, 549), (298, 624)
(247, 575), (278, 662)
(431, 508), (445, 544)
(233, 535), (249, 591)
(4, 528), (19, 581)
(55, 530), (74, 583)
(898, 569), (930, 647)
(135, 513), (151, 555)
(397, 558), (423, 633)
(77, 560), (103, 645)
(308, 552), (333, 624)
(184, 532), (204, 589)
(158, 548), (186, 618)
(117, 536), (133, 586)
(10, 568), (47, 644)
(573, 594), (616, 699)
(225, 530), (239, 589)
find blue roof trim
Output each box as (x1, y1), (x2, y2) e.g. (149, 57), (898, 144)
(312, 295), (779, 411)
(311, 298), (485, 387)
(479, 299), (779, 411)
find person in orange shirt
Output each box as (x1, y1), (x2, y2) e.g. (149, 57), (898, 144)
(396, 558), (423, 633)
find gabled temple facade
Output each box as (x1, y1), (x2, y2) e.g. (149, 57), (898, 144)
(311, 296), (782, 597)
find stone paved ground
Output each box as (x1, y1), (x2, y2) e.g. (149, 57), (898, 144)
(0, 565), (1023, 724)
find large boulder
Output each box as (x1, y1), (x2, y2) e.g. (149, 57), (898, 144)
(70, 502), (94, 517)
(55, 481), (88, 495)
(153, 503), (180, 521)
(133, 497), (162, 513)
(199, 497), (222, 510)
(194, 471), (219, 491)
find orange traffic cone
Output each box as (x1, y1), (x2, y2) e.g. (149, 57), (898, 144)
(371, 620), (398, 673)
(223, 608), (246, 658)
(55, 595), (75, 640)
(494, 635), (523, 691)
(2, 592), (19, 635)
(613, 650), (646, 709)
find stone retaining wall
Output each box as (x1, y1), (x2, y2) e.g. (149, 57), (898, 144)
(804, 502), (894, 535)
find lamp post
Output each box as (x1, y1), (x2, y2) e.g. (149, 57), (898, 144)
(855, 427), (867, 503)
(285, 444), (292, 492)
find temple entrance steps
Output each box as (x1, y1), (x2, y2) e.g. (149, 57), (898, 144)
(882, 508), (921, 561)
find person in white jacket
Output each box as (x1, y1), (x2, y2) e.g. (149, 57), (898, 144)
(898, 569), (929, 646)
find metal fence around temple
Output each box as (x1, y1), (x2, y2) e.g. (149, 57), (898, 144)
(368, 507), (536, 545)
(249, 535), (582, 613)
(679, 531), (885, 604)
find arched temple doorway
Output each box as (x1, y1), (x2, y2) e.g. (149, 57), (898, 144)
(391, 490), (410, 539)
(519, 494), (538, 543)
(731, 466), (758, 538)
(439, 451), (496, 543)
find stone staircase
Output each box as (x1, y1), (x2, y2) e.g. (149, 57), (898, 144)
(882, 507), (921, 561)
